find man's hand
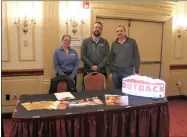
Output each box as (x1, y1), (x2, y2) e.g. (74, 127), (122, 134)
(91, 65), (97, 71)
(109, 74), (112, 81)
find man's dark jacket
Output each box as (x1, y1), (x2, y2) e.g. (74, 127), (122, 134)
(81, 37), (110, 74)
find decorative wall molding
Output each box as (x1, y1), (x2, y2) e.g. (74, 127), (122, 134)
(141, 61), (161, 64)
(2, 68), (44, 77)
(2, 2), (11, 62)
(43, 1), (60, 80)
(17, 26), (35, 61)
(91, 7), (172, 31)
(173, 34), (184, 59)
(170, 64), (187, 70)
(90, 3), (172, 91)
(2, 67), (84, 77)
(111, 2), (176, 11)
(14, 1), (36, 62)
(90, 2), (176, 16)
(2, 1), (43, 71)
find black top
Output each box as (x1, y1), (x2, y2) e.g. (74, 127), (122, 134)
(12, 90), (167, 119)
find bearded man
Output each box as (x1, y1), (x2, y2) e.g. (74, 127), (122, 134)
(81, 22), (110, 77)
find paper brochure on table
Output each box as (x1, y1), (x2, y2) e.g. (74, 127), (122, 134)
(86, 97), (103, 105)
(21, 101), (55, 111)
(68, 97), (103, 108)
(68, 99), (89, 108)
(55, 101), (69, 110)
(105, 95), (129, 106)
(54, 92), (75, 100)
(122, 75), (166, 98)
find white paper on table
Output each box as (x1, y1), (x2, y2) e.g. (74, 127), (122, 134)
(54, 92), (75, 100)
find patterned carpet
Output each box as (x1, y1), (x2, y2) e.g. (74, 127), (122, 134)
(2, 99), (187, 137)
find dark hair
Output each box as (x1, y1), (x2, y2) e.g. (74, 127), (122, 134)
(61, 34), (71, 41)
(117, 25), (126, 31)
(94, 21), (103, 28)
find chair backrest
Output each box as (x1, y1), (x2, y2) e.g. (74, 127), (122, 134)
(56, 80), (68, 93)
(49, 75), (77, 94)
(84, 72), (106, 92)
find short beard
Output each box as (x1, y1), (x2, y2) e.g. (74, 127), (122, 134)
(93, 32), (101, 37)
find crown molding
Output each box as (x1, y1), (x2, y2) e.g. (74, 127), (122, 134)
(112, 2), (176, 11)
(90, 2), (176, 13)
(90, 2), (173, 34)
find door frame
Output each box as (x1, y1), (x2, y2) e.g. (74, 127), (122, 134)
(91, 6), (173, 91)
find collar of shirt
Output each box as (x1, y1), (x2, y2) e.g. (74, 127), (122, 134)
(91, 36), (104, 44)
(59, 46), (72, 51)
(115, 36), (129, 44)
(118, 39), (126, 45)
(91, 35), (101, 43)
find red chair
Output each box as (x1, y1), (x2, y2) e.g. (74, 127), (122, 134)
(84, 72), (106, 92)
(56, 80), (68, 93)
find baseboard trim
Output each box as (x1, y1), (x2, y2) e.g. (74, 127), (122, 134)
(167, 95), (187, 101)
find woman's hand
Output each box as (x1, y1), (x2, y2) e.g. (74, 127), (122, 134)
(109, 74), (112, 81)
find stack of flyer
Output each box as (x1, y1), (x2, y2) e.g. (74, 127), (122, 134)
(86, 97), (103, 105)
(21, 101), (55, 111)
(68, 97), (103, 108)
(21, 101), (70, 111)
(68, 99), (89, 107)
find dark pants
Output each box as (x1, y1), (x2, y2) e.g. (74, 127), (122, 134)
(56, 72), (77, 86)
(112, 71), (132, 89)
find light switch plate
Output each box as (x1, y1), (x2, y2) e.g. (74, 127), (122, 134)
(24, 40), (28, 46)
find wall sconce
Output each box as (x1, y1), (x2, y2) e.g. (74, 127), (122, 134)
(65, 16), (85, 35)
(176, 26), (187, 38)
(14, 16), (36, 35)
(176, 25), (187, 38)
(175, 15), (187, 38)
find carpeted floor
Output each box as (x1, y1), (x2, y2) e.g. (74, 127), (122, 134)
(2, 99), (187, 137)
(2, 119), (12, 137)
(168, 100), (187, 137)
